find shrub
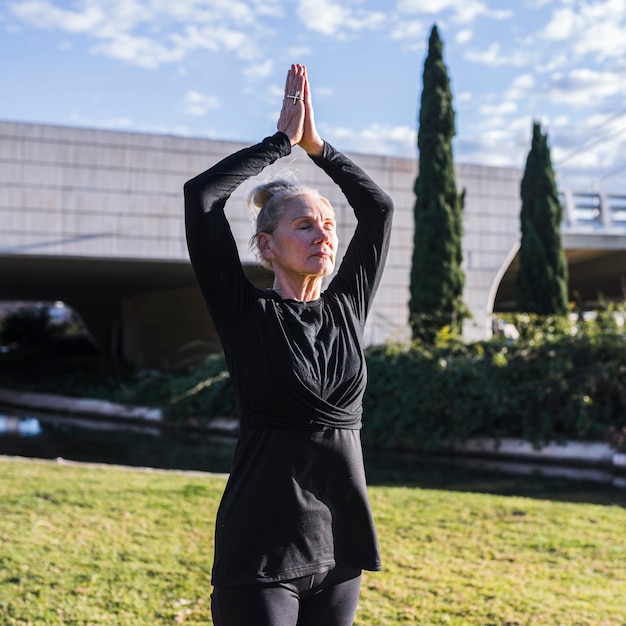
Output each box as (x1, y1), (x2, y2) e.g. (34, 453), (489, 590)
(151, 310), (625, 447)
(0, 304), (96, 355)
(1, 305), (55, 349)
(362, 311), (626, 452)
(130, 353), (236, 426)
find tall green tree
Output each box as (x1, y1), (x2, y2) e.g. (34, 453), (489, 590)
(515, 121), (569, 314)
(409, 25), (465, 343)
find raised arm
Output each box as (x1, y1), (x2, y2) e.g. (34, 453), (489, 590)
(310, 144), (394, 322)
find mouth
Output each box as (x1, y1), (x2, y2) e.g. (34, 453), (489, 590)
(313, 252), (332, 260)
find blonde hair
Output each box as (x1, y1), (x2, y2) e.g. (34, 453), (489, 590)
(248, 179), (332, 267)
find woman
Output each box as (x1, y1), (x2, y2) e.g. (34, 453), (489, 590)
(184, 64), (393, 626)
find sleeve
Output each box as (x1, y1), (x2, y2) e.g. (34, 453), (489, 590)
(309, 142), (394, 325)
(183, 132), (292, 335)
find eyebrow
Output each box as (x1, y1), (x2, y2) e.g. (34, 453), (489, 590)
(291, 214), (336, 223)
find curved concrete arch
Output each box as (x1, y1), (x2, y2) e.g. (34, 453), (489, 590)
(487, 241), (520, 317)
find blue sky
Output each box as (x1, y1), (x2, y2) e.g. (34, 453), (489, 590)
(2, 0), (626, 192)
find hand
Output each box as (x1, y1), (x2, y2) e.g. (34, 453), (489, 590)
(277, 64), (306, 146)
(299, 66), (324, 157)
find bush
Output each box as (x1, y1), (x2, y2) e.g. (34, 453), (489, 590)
(4, 304), (623, 448)
(1, 305), (56, 349)
(126, 353), (236, 426)
(0, 304), (96, 355)
(150, 309), (625, 446)
(362, 311), (626, 452)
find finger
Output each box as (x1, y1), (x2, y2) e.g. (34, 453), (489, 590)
(302, 66), (310, 101)
(284, 65), (295, 96)
(284, 65), (306, 106)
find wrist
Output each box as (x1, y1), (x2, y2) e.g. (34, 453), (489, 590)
(301, 138), (324, 157)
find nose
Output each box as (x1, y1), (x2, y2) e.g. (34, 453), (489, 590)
(313, 224), (329, 244)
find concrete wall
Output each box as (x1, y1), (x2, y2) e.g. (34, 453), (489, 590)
(0, 120), (528, 366)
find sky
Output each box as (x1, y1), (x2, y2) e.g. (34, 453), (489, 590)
(2, 0), (626, 193)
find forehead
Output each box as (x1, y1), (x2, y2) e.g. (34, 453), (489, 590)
(282, 194), (335, 219)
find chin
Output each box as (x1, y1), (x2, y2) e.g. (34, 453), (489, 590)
(306, 259), (332, 274)
(319, 261), (335, 276)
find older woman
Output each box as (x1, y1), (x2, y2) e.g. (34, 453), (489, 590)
(184, 64), (393, 626)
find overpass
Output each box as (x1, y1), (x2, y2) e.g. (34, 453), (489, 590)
(1, 120), (624, 369)
(493, 191), (626, 311)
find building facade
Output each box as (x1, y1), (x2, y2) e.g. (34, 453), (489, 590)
(3, 120), (623, 369)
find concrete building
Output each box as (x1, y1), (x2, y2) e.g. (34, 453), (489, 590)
(1, 120), (624, 369)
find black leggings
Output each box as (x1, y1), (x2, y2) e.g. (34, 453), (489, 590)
(211, 568), (362, 626)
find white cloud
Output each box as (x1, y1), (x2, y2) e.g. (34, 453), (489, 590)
(541, 0), (626, 61)
(296, 0), (348, 35)
(543, 68), (625, 107)
(465, 42), (527, 67)
(396, 0), (512, 24)
(172, 24), (257, 61)
(92, 33), (185, 69)
(183, 91), (220, 116)
(536, 52), (570, 74)
(504, 73), (535, 101)
(519, 107), (626, 181)
(321, 122), (416, 157)
(98, 116), (136, 129)
(390, 18), (424, 41)
(479, 101), (517, 116)
(286, 45), (313, 59)
(4, 0), (626, 194)
(251, 0), (284, 18)
(8, 0), (262, 67)
(455, 28), (473, 44)
(9, 0), (104, 31)
(68, 113), (135, 129)
(551, 115), (571, 128)
(455, 116), (531, 168)
(541, 6), (579, 41)
(243, 59), (274, 82)
(296, 0), (386, 37)
(455, 138), (518, 167)
(69, 111), (195, 138)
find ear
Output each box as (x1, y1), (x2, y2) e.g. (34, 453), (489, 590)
(257, 232), (275, 262)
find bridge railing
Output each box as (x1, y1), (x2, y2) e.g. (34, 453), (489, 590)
(561, 191), (626, 232)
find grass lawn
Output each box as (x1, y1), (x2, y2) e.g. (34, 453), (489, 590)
(1, 457), (625, 625)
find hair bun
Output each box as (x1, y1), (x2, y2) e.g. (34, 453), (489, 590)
(248, 179), (292, 213)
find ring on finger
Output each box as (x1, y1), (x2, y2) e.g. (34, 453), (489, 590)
(286, 90), (304, 104)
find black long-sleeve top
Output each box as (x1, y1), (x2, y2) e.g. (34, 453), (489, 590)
(184, 131), (393, 586)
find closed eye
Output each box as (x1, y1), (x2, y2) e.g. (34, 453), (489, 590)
(293, 217), (336, 230)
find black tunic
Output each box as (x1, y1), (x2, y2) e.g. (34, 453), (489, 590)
(184, 131), (393, 586)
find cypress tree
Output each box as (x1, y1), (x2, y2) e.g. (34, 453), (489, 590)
(515, 121), (569, 314)
(409, 25), (465, 343)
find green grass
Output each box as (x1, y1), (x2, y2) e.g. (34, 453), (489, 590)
(1, 458), (626, 625)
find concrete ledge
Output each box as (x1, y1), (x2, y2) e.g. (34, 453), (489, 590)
(0, 387), (162, 422)
(613, 453), (626, 469)
(1, 387), (624, 473)
(450, 437), (623, 469)
(206, 417), (239, 436)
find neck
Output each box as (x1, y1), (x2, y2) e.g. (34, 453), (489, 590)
(272, 276), (324, 302)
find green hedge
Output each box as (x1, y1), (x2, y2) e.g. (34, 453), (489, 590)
(5, 307), (624, 449)
(132, 353), (236, 425)
(362, 313), (626, 452)
(150, 312), (626, 450)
